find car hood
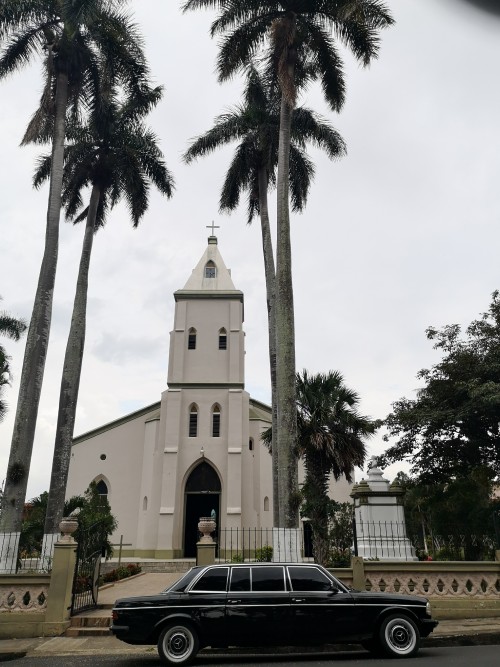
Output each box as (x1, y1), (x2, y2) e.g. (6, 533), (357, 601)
(350, 591), (428, 606)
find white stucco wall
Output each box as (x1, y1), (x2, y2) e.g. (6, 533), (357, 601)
(67, 404), (161, 548)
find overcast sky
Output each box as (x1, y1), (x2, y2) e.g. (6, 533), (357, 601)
(1, 0), (500, 500)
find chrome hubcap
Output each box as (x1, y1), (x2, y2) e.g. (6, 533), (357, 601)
(386, 619), (415, 653)
(167, 629), (190, 659)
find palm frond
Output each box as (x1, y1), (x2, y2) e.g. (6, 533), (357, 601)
(288, 144), (314, 212)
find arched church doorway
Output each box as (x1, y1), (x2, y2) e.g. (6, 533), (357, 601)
(184, 461), (221, 557)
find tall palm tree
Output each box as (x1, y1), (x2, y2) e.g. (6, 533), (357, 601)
(183, 0), (394, 527)
(0, 1), (151, 539)
(0, 298), (27, 423)
(184, 64), (346, 525)
(32, 85), (174, 550)
(296, 369), (376, 565)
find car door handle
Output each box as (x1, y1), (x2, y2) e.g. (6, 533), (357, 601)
(227, 599), (241, 604)
(292, 598), (306, 603)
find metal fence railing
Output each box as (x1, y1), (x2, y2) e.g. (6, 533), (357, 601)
(354, 520), (498, 562)
(0, 532), (57, 574)
(217, 527), (312, 563)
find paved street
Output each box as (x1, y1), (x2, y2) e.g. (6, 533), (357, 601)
(4, 645), (500, 666)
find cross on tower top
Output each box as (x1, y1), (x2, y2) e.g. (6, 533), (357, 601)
(206, 221), (220, 236)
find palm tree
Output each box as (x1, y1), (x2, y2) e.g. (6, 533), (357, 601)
(184, 64), (346, 525)
(183, 0), (394, 527)
(0, 298), (27, 422)
(296, 369), (377, 565)
(32, 84), (174, 551)
(0, 0), (151, 538)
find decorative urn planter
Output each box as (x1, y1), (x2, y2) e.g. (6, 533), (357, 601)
(59, 516), (79, 542)
(198, 517), (216, 543)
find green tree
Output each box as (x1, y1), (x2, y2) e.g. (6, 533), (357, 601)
(184, 63), (346, 525)
(32, 84), (174, 548)
(395, 470), (499, 560)
(296, 370), (376, 565)
(183, 0), (394, 527)
(73, 482), (117, 559)
(327, 501), (354, 567)
(0, 0), (151, 537)
(0, 298), (27, 422)
(18, 484), (116, 561)
(380, 291), (500, 483)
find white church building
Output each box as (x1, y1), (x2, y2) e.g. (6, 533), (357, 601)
(66, 234), (351, 558)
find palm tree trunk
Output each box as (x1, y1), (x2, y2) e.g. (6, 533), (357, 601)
(257, 165), (279, 526)
(0, 70), (69, 552)
(43, 184), (100, 554)
(276, 94), (299, 528)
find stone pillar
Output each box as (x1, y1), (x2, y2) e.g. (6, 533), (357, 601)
(196, 542), (216, 566)
(44, 517), (78, 633)
(351, 556), (366, 591)
(351, 464), (417, 561)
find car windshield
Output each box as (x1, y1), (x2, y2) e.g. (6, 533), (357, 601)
(162, 568), (202, 593)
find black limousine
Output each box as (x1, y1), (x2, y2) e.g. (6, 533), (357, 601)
(111, 562), (438, 665)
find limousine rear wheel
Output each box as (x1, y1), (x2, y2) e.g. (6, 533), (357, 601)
(379, 614), (420, 658)
(158, 622), (199, 665)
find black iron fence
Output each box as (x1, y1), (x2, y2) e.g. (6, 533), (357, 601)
(217, 527), (312, 563)
(216, 521), (498, 564)
(0, 532), (57, 574)
(71, 519), (108, 615)
(354, 520), (499, 562)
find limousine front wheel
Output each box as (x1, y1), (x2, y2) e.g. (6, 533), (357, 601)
(379, 614), (420, 658)
(158, 622), (199, 665)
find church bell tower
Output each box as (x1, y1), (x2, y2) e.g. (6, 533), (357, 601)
(158, 233), (249, 557)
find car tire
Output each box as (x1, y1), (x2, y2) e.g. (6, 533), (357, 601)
(378, 614), (420, 658)
(158, 622), (199, 665)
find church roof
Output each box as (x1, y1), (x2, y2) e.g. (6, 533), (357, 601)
(174, 235), (243, 300)
(249, 398), (272, 422)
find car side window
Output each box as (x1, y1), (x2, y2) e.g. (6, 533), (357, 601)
(250, 566), (285, 592)
(288, 566), (333, 592)
(191, 567), (228, 592)
(230, 567), (251, 591)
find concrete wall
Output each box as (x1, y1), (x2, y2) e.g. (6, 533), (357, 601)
(339, 558), (500, 619)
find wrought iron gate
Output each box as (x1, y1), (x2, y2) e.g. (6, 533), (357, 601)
(71, 520), (107, 615)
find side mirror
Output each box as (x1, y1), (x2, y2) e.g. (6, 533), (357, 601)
(329, 582), (339, 594)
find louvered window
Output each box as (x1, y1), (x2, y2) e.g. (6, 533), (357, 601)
(219, 328), (227, 350)
(189, 407), (198, 437)
(212, 406), (221, 437)
(188, 328), (196, 350)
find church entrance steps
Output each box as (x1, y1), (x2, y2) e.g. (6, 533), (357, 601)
(67, 571), (186, 637)
(65, 611), (111, 638)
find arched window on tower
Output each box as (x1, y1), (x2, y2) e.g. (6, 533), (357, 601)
(188, 327), (197, 350)
(218, 328), (227, 350)
(212, 405), (221, 437)
(189, 405), (198, 437)
(249, 438), (254, 451)
(204, 261), (216, 278)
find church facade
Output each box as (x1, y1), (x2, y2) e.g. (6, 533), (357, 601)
(66, 235), (351, 558)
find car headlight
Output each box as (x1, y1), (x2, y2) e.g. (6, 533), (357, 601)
(426, 601), (432, 616)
